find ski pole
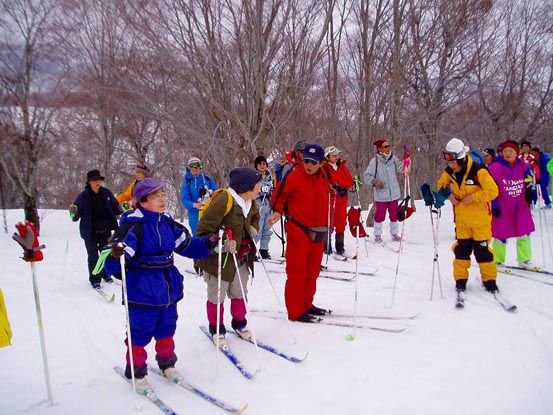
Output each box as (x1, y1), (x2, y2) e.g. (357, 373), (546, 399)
(227, 229), (263, 372)
(346, 224), (360, 341)
(13, 223), (53, 405)
(30, 262), (54, 405)
(215, 227), (225, 374)
(325, 192), (332, 264)
(252, 239), (299, 344)
(535, 185), (550, 268)
(119, 243), (140, 407)
(391, 149), (412, 307)
(354, 183), (369, 257)
(279, 216), (285, 257)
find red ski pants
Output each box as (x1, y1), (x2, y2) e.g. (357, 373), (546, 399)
(284, 222), (325, 320)
(330, 195), (348, 233)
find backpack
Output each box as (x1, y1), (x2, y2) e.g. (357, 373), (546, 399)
(199, 188), (234, 220)
(274, 161), (287, 183)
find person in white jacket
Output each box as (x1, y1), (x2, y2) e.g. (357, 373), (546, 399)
(363, 139), (403, 242)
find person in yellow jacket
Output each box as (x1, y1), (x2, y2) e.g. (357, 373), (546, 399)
(0, 288), (12, 347)
(437, 138), (499, 293)
(116, 162), (151, 211)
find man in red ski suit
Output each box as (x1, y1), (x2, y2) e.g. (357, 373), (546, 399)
(269, 144), (330, 322)
(322, 146), (354, 256)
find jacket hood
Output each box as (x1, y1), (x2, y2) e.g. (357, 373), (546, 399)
(120, 208), (171, 225)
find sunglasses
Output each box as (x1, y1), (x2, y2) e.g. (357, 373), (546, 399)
(189, 163), (202, 169)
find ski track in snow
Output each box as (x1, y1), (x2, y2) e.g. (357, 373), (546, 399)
(1, 204), (553, 414)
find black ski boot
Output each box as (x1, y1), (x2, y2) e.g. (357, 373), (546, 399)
(483, 279), (499, 293)
(306, 305), (331, 316)
(335, 232), (345, 255)
(259, 249), (271, 259)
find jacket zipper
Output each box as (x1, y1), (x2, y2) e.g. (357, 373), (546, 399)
(157, 214), (170, 306)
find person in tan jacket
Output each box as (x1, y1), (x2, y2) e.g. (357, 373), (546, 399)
(196, 168), (261, 344)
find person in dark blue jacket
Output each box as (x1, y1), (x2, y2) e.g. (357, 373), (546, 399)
(104, 178), (217, 392)
(70, 169), (121, 288)
(180, 157), (218, 235)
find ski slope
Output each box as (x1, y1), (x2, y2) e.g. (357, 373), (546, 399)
(1, 202), (553, 415)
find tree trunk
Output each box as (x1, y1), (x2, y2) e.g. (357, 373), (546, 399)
(24, 193), (40, 233)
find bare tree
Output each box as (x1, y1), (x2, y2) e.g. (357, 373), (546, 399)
(0, 0), (59, 228)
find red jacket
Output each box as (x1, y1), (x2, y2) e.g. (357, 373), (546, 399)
(519, 153), (540, 181)
(322, 159), (354, 197)
(271, 165), (329, 228)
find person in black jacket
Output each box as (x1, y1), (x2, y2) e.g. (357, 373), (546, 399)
(70, 169), (121, 289)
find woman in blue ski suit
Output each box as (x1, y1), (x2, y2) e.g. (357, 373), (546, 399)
(105, 178), (216, 387)
(180, 157), (218, 235)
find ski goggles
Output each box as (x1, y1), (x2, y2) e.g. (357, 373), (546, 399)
(442, 151), (461, 161)
(189, 163), (202, 169)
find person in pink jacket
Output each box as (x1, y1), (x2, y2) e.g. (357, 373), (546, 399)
(487, 140), (536, 270)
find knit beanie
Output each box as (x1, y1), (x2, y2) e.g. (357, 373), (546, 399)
(229, 167), (261, 194)
(500, 140), (520, 155)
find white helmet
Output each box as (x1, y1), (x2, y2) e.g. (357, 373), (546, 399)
(444, 138), (469, 160)
(324, 145), (341, 158)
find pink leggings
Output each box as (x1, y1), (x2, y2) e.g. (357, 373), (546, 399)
(374, 200), (399, 223)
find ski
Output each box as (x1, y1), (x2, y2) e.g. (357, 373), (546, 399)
(249, 308), (418, 321)
(148, 366), (248, 414)
(324, 310), (419, 321)
(184, 268), (203, 278)
(498, 269), (553, 287)
(94, 287), (115, 302)
(319, 273), (356, 282)
(259, 258), (286, 265)
(455, 290), (465, 309)
(113, 367), (178, 415)
(504, 265), (553, 276)
(251, 312), (407, 333)
(316, 318), (407, 333)
(320, 266), (378, 277)
(492, 292), (517, 312)
(199, 325), (257, 380)
(229, 331), (308, 363)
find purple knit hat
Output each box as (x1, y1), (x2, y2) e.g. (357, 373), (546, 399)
(132, 178), (165, 201)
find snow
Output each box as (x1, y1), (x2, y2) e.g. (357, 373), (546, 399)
(1, 202), (553, 415)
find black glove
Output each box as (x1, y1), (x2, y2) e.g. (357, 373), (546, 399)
(492, 207), (501, 217)
(525, 184), (533, 205)
(110, 242), (125, 259)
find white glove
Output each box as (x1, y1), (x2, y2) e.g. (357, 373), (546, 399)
(249, 226), (258, 239)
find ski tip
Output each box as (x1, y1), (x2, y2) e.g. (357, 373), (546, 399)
(234, 403), (249, 414)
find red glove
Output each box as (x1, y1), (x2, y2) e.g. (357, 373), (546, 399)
(12, 221), (44, 262)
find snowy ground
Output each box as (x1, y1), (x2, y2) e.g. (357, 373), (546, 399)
(1, 202), (553, 415)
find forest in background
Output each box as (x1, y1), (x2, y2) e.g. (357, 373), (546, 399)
(1, 0), (551, 225)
